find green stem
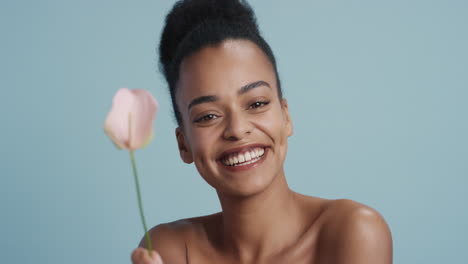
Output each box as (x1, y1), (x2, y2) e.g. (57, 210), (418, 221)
(129, 150), (153, 257)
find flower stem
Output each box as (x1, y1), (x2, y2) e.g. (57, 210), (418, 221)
(129, 150), (153, 257)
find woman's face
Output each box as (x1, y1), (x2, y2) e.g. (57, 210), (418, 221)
(175, 39), (292, 197)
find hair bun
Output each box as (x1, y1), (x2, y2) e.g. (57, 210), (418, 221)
(160, 0), (259, 77)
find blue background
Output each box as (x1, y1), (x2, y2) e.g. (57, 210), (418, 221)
(1, 0), (467, 263)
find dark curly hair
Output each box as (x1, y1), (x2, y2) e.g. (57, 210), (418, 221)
(159, 0), (282, 125)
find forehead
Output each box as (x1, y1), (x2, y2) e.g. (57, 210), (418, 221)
(176, 39), (277, 106)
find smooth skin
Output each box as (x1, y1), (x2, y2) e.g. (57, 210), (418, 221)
(131, 39), (392, 264)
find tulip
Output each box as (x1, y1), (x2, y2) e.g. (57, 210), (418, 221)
(104, 88), (158, 257)
(104, 88), (158, 150)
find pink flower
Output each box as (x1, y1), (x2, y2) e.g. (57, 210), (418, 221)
(104, 88), (158, 257)
(104, 88), (158, 150)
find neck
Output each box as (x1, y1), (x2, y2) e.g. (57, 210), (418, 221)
(217, 172), (304, 262)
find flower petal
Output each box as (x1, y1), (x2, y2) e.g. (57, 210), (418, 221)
(128, 89), (158, 150)
(104, 88), (135, 149)
(104, 88), (158, 150)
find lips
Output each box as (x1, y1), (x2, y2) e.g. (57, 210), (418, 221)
(217, 144), (268, 169)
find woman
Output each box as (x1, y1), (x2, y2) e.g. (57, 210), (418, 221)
(132, 0), (392, 263)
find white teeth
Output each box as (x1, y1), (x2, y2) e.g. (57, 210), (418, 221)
(245, 152), (252, 161)
(221, 147), (266, 166)
(250, 151), (256, 159)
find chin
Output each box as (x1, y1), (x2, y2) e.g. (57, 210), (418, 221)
(216, 174), (276, 198)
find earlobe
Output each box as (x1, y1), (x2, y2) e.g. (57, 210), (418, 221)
(175, 127), (193, 164)
(281, 98), (294, 137)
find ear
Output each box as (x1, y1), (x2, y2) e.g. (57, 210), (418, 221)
(175, 127), (193, 164)
(281, 98), (293, 137)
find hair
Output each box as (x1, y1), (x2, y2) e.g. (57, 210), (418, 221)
(159, 0), (282, 125)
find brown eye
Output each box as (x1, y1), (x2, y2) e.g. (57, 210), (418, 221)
(249, 101), (270, 109)
(194, 113), (218, 123)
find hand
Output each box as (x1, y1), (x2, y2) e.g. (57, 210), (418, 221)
(131, 248), (164, 264)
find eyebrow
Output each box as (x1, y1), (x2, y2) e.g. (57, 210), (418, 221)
(238, 80), (271, 95)
(187, 80), (271, 111)
(187, 95), (219, 111)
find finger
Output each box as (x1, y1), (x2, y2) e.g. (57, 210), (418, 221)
(131, 248), (164, 264)
(131, 248), (147, 263)
(148, 251), (164, 264)
(142, 250), (162, 263)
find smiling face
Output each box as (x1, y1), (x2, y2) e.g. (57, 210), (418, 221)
(175, 39), (292, 197)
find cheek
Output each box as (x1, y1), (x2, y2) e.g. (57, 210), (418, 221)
(256, 109), (286, 137)
(189, 128), (214, 157)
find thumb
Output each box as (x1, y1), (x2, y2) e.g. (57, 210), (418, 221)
(149, 250), (164, 264)
(131, 248), (164, 264)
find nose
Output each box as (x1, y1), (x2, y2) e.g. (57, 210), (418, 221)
(222, 111), (253, 141)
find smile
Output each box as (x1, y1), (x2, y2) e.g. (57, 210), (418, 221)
(220, 147), (266, 167)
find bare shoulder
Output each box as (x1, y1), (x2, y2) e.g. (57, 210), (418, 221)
(138, 219), (190, 263)
(317, 199), (393, 264)
(320, 199), (392, 234)
(138, 214), (218, 264)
